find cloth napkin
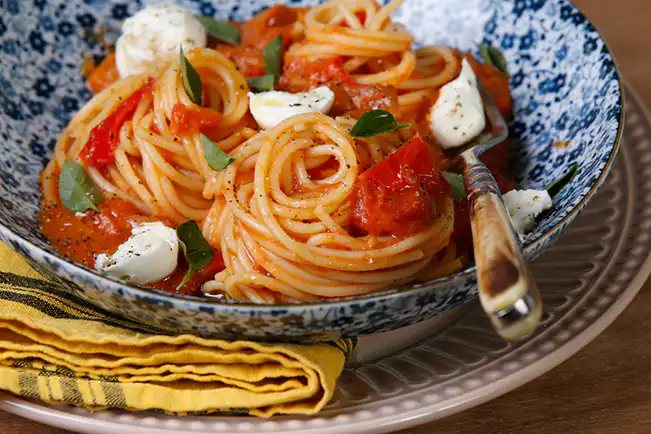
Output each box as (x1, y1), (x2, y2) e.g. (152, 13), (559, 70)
(0, 242), (353, 417)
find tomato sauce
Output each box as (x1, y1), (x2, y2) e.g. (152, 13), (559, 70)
(279, 56), (353, 92)
(464, 54), (512, 118)
(40, 199), (157, 268)
(39, 199), (223, 296)
(350, 134), (450, 237)
(170, 104), (222, 135)
(86, 52), (120, 94)
(155, 253), (225, 296)
(217, 5), (298, 78)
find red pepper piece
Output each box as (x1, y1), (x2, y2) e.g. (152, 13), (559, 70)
(81, 78), (154, 167)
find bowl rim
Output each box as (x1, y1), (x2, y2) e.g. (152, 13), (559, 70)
(0, 0), (625, 310)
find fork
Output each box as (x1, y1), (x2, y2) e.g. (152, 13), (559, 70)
(455, 83), (542, 341)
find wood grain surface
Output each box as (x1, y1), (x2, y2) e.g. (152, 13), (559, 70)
(3, 0), (651, 432)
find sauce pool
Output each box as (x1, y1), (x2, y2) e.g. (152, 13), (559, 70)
(39, 199), (223, 296)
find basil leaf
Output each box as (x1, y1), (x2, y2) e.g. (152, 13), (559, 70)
(478, 44), (508, 77)
(195, 16), (240, 45)
(58, 160), (103, 212)
(349, 110), (410, 138)
(247, 75), (275, 92)
(180, 47), (203, 105)
(442, 171), (466, 199)
(118, 274), (131, 281)
(263, 35), (283, 81)
(176, 220), (214, 290)
(201, 133), (236, 171)
(478, 45), (492, 65)
(545, 164), (579, 198)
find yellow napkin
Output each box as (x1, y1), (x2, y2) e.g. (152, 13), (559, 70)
(0, 242), (353, 417)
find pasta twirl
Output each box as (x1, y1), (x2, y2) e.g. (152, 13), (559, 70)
(201, 113), (453, 302)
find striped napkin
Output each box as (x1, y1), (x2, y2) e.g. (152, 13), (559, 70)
(0, 241), (353, 417)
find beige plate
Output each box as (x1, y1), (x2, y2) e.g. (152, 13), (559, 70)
(1, 85), (650, 434)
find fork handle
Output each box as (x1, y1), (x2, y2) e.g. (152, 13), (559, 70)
(463, 157), (542, 341)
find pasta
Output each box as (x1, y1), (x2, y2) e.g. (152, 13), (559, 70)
(39, 0), (514, 301)
(200, 112), (453, 302)
(43, 49), (249, 224)
(287, 0), (460, 117)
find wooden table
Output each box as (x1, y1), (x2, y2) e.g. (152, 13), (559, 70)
(3, 0), (651, 432)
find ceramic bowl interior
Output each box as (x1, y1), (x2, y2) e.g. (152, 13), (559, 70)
(0, 0), (622, 340)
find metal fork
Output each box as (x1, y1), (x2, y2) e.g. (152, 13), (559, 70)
(455, 83), (542, 341)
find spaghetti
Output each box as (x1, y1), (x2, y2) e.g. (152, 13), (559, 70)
(43, 48), (249, 224)
(39, 0), (513, 302)
(200, 113), (453, 302)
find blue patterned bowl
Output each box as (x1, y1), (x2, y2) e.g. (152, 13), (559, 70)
(0, 0), (622, 342)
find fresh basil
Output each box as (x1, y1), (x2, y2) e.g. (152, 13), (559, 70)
(442, 171), (466, 199)
(195, 16), (240, 45)
(478, 44), (508, 77)
(180, 47), (203, 105)
(118, 274), (131, 281)
(545, 163), (579, 198)
(349, 110), (410, 138)
(247, 75), (275, 92)
(201, 133), (236, 171)
(58, 160), (103, 212)
(263, 35), (284, 82)
(176, 220), (214, 290)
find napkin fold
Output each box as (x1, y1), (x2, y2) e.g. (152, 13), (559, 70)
(0, 242), (353, 417)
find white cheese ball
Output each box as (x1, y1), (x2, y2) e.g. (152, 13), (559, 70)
(95, 222), (179, 284)
(115, 4), (207, 78)
(502, 189), (553, 235)
(248, 86), (336, 129)
(427, 59), (486, 149)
